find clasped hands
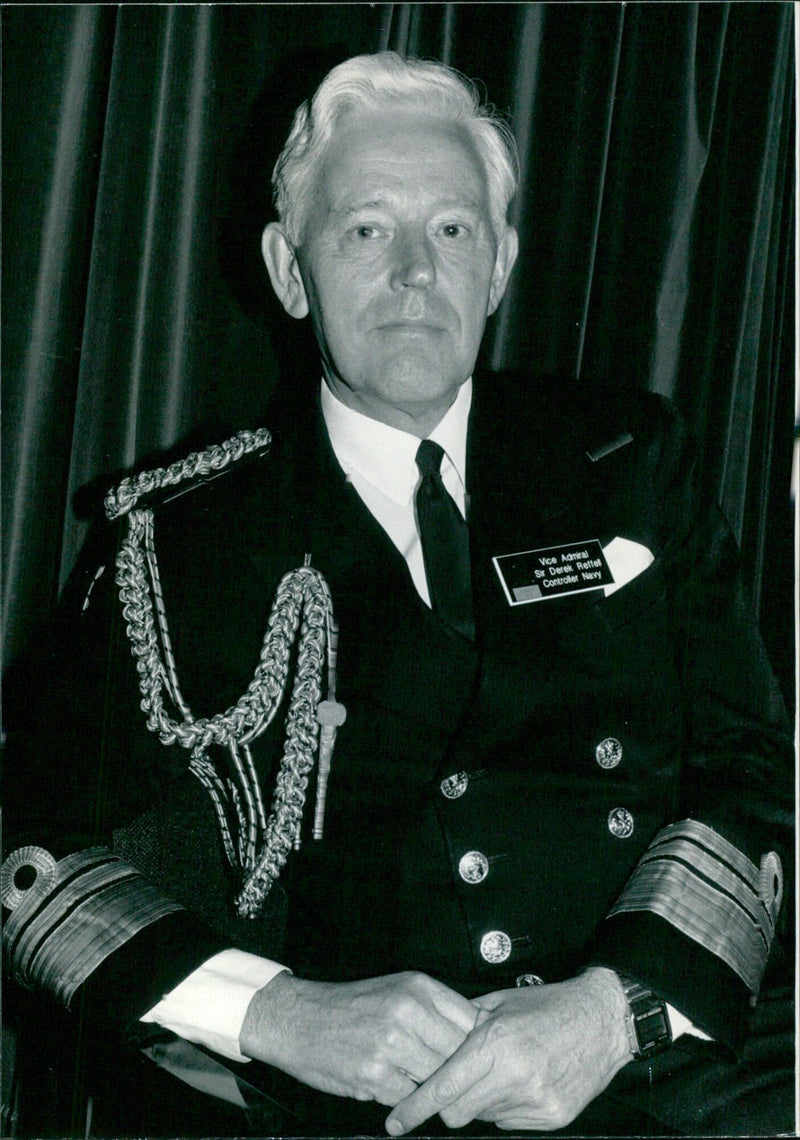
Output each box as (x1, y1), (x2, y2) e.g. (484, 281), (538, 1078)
(239, 966), (633, 1134)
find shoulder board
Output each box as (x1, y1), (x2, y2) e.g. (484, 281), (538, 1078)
(579, 386), (664, 464)
(582, 388), (680, 464)
(585, 429), (634, 463)
(104, 428), (272, 520)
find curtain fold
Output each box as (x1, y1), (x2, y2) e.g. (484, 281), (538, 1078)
(672, 2), (795, 645)
(713, 7), (793, 541)
(3, 3), (795, 712)
(3, 5), (116, 650)
(60, 5), (221, 586)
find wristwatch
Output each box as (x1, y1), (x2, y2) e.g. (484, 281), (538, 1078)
(618, 973), (672, 1059)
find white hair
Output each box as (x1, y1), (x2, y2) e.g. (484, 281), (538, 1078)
(273, 51), (519, 245)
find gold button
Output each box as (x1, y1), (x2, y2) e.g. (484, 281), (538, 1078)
(440, 772), (468, 799)
(480, 931), (512, 964)
(458, 851), (489, 884)
(595, 738), (623, 769)
(608, 807), (634, 838)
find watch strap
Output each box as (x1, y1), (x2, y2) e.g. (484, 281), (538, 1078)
(618, 973), (672, 1060)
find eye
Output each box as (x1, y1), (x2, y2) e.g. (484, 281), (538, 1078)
(354, 224), (381, 239)
(439, 223), (469, 239)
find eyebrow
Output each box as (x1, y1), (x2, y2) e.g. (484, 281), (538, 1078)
(334, 198), (484, 219)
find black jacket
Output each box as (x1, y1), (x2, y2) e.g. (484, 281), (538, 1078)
(3, 370), (792, 1092)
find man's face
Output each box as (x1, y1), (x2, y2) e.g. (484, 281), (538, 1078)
(268, 111), (517, 434)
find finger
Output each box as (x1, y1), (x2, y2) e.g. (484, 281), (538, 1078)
(471, 989), (507, 1013)
(369, 1071), (419, 1108)
(355, 1060), (420, 1107)
(439, 1083), (507, 1129)
(392, 1038), (455, 1086)
(427, 983), (479, 1037)
(410, 1011), (470, 1063)
(385, 1037), (491, 1136)
(401, 1004), (472, 1064)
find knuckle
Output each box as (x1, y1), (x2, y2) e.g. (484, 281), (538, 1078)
(394, 989), (414, 1016)
(541, 1097), (572, 1130)
(400, 969), (427, 993)
(386, 992), (415, 1024)
(482, 1016), (510, 1047)
(382, 1023), (405, 1054)
(357, 1057), (386, 1089)
(431, 1072), (463, 1104)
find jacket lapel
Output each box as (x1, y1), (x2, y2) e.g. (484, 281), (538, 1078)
(250, 382), (477, 726)
(466, 371), (619, 645)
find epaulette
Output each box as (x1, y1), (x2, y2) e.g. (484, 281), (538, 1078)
(103, 428), (272, 521)
(585, 426), (634, 464)
(579, 386), (665, 464)
(568, 385), (628, 466)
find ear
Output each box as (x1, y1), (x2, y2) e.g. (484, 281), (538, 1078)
(261, 223), (309, 319)
(487, 226), (519, 316)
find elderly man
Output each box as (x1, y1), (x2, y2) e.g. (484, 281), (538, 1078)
(3, 53), (793, 1137)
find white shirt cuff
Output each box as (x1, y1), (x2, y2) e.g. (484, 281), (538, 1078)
(140, 949), (289, 1062)
(666, 1002), (712, 1041)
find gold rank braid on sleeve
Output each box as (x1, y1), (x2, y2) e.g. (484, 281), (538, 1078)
(2, 846), (185, 1006)
(608, 819), (783, 993)
(105, 430), (344, 920)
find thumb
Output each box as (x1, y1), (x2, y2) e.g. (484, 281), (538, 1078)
(472, 989), (507, 1015)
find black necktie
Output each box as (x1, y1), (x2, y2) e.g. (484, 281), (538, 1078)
(415, 439), (475, 640)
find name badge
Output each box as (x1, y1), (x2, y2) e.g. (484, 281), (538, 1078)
(493, 540), (614, 605)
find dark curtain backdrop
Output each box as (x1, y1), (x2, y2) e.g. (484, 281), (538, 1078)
(3, 2), (795, 717)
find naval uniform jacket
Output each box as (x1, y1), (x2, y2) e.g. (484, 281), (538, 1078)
(3, 371), (792, 1077)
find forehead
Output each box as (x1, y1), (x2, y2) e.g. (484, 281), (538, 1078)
(314, 110), (490, 214)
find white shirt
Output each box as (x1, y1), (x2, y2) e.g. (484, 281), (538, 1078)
(143, 377), (705, 1059)
(320, 376), (471, 605)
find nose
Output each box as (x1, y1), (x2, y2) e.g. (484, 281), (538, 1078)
(389, 230), (436, 291)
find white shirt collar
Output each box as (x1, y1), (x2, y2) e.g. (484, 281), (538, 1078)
(320, 378), (472, 506)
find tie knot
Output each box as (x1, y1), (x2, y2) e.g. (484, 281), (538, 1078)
(416, 439), (445, 478)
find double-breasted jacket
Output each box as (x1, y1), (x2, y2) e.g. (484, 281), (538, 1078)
(3, 371), (791, 1083)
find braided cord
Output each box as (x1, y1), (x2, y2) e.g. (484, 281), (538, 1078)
(104, 429), (271, 521)
(236, 572), (330, 917)
(189, 752), (239, 867)
(144, 512), (191, 719)
(117, 515), (322, 750)
(108, 429), (339, 918)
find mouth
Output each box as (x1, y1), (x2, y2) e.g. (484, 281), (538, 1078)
(375, 321), (445, 333)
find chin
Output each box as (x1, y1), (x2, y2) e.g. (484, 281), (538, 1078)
(375, 356), (466, 400)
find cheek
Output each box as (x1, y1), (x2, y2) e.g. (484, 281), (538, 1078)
(313, 279), (362, 337)
(446, 256), (498, 311)
(454, 284), (494, 340)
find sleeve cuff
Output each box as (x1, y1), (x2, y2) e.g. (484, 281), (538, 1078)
(591, 818), (783, 1052)
(2, 845), (185, 1007)
(141, 949), (290, 1062)
(666, 1003), (711, 1042)
(607, 819), (781, 992)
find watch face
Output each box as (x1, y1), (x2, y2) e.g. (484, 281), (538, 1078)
(631, 996), (672, 1056)
(620, 975), (673, 1059)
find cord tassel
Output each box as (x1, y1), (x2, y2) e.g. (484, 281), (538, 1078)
(313, 615), (346, 840)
